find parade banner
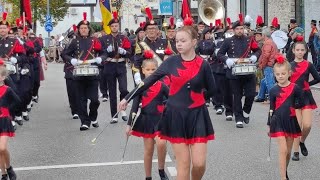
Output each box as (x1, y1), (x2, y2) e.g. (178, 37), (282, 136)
(20, 0), (32, 24)
(158, 0), (173, 15)
(99, 0), (112, 34)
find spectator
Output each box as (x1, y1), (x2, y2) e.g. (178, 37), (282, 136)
(255, 27), (278, 102)
(128, 29), (136, 40)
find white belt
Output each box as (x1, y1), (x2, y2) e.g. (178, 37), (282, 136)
(107, 58), (125, 63)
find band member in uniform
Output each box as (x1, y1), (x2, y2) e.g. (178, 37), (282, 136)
(256, 15), (265, 29)
(130, 22), (145, 84)
(0, 62), (20, 180)
(0, 13), (29, 126)
(61, 13), (105, 131)
(166, 17), (177, 54)
(61, 25), (79, 119)
(286, 28), (308, 62)
(217, 16), (262, 128)
(119, 24), (215, 180)
(197, 21), (206, 39)
(132, 7), (168, 85)
(126, 53), (169, 180)
(195, 25), (216, 107)
(99, 11), (131, 124)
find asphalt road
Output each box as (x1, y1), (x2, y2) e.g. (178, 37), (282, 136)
(9, 63), (320, 180)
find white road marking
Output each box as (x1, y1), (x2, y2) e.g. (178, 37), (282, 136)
(167, 167), (177, 177)
(15, 154), (173, 172)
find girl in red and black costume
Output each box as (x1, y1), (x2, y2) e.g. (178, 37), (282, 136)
(0, 62), (20, 180)
(126, 51), (169, 180)
(289, 40), (320, 161)
(119, 18), (215, 180)
(268, 55), (304, 180)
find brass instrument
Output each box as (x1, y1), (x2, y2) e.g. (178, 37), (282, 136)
(198, 0), (225, 26)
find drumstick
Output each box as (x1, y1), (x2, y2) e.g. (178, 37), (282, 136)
(78, 51), (84, 60)
(87, 50), (96, 59)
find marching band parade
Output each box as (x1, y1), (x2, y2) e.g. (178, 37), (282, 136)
(0, 0), (320, 179)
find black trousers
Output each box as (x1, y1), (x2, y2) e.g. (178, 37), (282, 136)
(66, 78), (79, 115)
(75, 79), (100, 126)
(104, 63), (129, 118)
(15, 75), (33, 116)
(99, 68), (108, 97)
(213, 73), (233, 116)
(230, 75), (256, 122)
(310, 44), (318, 67)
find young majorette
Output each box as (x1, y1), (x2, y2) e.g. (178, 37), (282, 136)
(126, 51), (169, 180)
(289, 40), (320, 161)
(119, 18), (215, 180)
(0, 63), (20, 180)
(268, 55), (304, 180)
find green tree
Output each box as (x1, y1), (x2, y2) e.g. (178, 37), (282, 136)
(5, 0), (69, 33)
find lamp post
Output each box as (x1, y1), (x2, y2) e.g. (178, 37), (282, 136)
(45, 0), (50, 47)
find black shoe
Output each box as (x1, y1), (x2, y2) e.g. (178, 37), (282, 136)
(254, 98), (265, 102)
(292, 152), (299, 161)
(286, 170), (289, 180)
(244, 117), (250, 124)
(6, 166), (17, 180)
(216, 108), (224, 115)
(122, 116), (128, 121)
(226, 115), (233, 121)
(23, 115), (29, 121)
(300, 142), (308, 156)
(102, 96), (109, 102)
(1, 174), (8, 180)
(80, 125), (89, 131)
(92, 121), (99, 128)
(72, 114), (79, 119)
(236, 122), (244, 128)
(145, 177), (152, 180)
(16, 120), (23, 126)
(159, 169), (169, 180)
(27, 108), (31, 112)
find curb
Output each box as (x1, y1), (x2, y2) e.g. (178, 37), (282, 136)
(311, 86), (320, 91)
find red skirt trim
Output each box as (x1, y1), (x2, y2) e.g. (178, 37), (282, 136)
(156, 131), (215, 144)
(302, 105), (317, 110)
(270, 132), (301, 138)
(131, 131), (157, 139)
(0, 132), (15, 137)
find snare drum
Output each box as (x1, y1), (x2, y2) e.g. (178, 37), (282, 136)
(5, 62), (17, 74)
(232, 64), (257, 75)
(73, 65), (99, 76)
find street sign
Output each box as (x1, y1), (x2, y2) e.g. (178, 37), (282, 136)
(0, 5), (3, 13)
(45, 14), (53, 32)
(45, 23), (53, 32)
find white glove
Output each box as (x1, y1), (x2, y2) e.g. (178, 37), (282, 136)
(249, 55), (258, 63)
(134, 73), (142, 85)
(118, 47), (127, 55)
(71, 58), (78, 66)
(95, 57), (102, 64)
(107, 45), (113, 53)
(10, 57), (17, 64)
(226, 58), (235, 69)
(21, 69), (29, 75)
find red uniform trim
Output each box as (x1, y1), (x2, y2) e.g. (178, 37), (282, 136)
(302, 105), (317, 110)
(157, 132), (215, 144)
(0, 132), (15, 137)
(270, 132), (301, 138)
(131, 131), (158, 138)
(0, 107), (10, 118)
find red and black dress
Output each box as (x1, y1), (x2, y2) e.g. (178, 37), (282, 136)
(291, 60), (320, 110)
(0, 85), (21, 137)
(268, 83), (304, 138)
(125, 55), (216, 144)
(128, 81), (169, 138)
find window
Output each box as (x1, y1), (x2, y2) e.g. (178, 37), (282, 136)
(240, 0), (247, 15)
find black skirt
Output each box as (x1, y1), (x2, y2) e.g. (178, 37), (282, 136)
(269, 114), (301, 138)
(301, 90), (317, 110)
(157, 105), (215, 144)
(0, 117), (15, 137)
(131, 114), (161, 138)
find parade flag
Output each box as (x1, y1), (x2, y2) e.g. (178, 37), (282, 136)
(181, 0), (191, 19)
(20, 0), (32, 24)
(98, 0), (112, 34)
